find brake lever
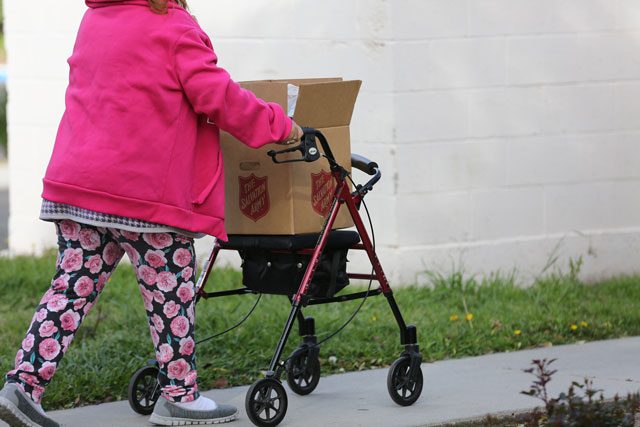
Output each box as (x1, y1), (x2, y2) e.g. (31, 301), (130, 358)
(267, 129), (321, 164)
(266, 144), (300, 157)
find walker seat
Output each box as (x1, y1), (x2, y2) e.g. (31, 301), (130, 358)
(222, 231), (360, 298)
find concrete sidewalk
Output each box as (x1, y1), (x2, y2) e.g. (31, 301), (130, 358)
(4, 337), (640, 427)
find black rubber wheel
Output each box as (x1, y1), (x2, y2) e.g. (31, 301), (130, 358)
(285, 348), (321, 395)
(245, 378), (288, 427)
(128, 365), (161, 415)
(386, 356), (423, 406)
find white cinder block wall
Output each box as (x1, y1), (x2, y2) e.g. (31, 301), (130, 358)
(4, 0), (640, 285)
(390, 0), (640, 284)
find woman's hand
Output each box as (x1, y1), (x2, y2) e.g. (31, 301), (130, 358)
(278, 121), (304, 145)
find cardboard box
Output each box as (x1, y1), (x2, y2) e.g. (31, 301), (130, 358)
(221, 78), (361, 235)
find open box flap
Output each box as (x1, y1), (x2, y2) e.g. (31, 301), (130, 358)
(238, 79), (359, 123)
(240, 78), (342, 85)
(293, 80), (362, 128)
(267, 77), (343, 85)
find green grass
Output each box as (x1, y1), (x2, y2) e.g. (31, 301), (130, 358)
(1, 252), (640, 410)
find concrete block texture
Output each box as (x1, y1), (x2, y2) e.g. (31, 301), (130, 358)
(467, 83), (631, 138)
(506, 132), (640, 186)
(545, 180), (640, 234)
(397, 191), (473, 246)
(471, 187), (545, 240)
(391, 0), (467, 39)
(3, 0), (84, 35)
(5, 0), (640, 286)
(468, 0), (616, 36)
(616, 0), (640, 30)
(507, 33), (640, 85)
(428, 38), (506, 89)
(506, 135), (599, 186)
(615, 82), (640, 131)
(213, 39), (395, 91)
(395, 90), (468, 142)
(430, 140), (506, 191)
(467, 87), (547, 138)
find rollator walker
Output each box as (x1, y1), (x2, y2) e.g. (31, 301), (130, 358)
(128, 129), (424, 427)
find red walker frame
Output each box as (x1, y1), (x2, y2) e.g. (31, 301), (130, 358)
(192, 129), (423, 426)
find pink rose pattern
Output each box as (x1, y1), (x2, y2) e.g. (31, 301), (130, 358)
(84, 255), (103, 274)
(79, 228), (101, 251)
(138, 265), (158, 286)
(6, 221), (199, 404)
(60, 248), (83, 273)
(59, 220), (80, 241)
(156, 271), (178, 292)
(73, 276), (94, 298)
(181, 266), (193, 281)
(172, 248), (192, 268)
(145, 250), (167, 268)
(143, 233), (173, 250)
(177, 282), (195, 304)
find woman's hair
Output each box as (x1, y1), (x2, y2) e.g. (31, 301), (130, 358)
(148, 0), (188, 13)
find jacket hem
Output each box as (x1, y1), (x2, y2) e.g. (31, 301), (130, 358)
(42, 179), (228, 241)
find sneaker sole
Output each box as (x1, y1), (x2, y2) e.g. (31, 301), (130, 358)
(0, 396), (39, 427)
(148, 410), (239, 426)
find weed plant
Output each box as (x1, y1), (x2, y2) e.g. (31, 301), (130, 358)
(521, 359), (640, 426)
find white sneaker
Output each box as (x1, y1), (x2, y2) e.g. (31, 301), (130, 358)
(149, 397), (239, 425)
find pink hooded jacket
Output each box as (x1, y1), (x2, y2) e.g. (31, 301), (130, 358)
(42, 0), (292, 241)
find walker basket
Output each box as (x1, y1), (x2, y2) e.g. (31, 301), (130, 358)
(223, 231), (360, 298)
(241, 248), (348, 297)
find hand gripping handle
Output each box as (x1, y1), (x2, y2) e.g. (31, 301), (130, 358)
(267, 128), (322, 164)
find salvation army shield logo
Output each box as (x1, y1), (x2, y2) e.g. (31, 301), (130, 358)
(238, 174), (270, 222)
(311, 170), (336, 217)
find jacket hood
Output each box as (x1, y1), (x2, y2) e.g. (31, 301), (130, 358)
(85, 0), (180, 9)
(86, 0), (144, 7)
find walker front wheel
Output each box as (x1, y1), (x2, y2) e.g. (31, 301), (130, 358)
(285, 347), (321, 395)
(245, 378), (288, 427)
(386, 356), (423, 406)
(128, 365), (161, 415)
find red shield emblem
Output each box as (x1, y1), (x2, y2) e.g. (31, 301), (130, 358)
(238, 174), (270, 222)
(311, 170), (336, 217)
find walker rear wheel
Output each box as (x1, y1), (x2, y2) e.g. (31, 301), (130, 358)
(386, 356), (423, 406)
(245, 378), (288, 427)
(128, 365), (161, 415)
(285, 347), (321, 395)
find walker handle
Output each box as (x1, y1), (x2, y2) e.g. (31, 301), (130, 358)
(267, 128), (321, 164)
(351, 153), (381, 195)
(351, 154), (379, 175)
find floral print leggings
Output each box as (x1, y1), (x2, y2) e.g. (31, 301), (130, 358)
(5, 220), (200, 404)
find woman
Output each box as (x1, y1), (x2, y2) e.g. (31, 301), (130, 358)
(0, 0), (303, 426)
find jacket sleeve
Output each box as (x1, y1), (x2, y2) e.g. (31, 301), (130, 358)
(173, 28), (292, 148)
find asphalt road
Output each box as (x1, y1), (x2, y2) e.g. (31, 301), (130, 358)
(0, 190), (7, 250)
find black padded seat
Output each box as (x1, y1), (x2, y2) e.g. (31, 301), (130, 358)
(220, 230), (360, 251)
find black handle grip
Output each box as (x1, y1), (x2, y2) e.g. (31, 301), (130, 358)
(351, 154), (379, 175)
(267, 128), (321, 164)
(350, 153), (381, 195)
